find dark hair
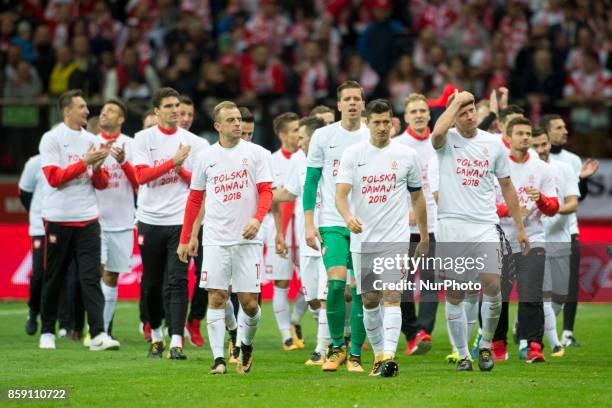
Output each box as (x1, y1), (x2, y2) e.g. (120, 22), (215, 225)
(273, 112), (299, 135)
(499, 105), (525, 124)
(365, 99), (392, 119)
(531, 127), (548, 138)
(142, 108), (155, 121)
(103, 98), (127, 118)
(239, 107), (254, 123)
(299, 116), (326, 138)
(540, 114), (562, 132)
(152, 87), (180, 108)
(58, 89), (83, 111)
(310, 105), (333, 116)
(178, 95), (194, 106)
(507, 116), (532, 137)
(336, 80), (365, 101)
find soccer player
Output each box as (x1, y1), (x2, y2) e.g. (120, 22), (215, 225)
(498, 105), (525, 148)
(432, 90), (528, 372)
(132, 87), (207, 360)
(531, 127), (579, 357)
(304, 80), (369, 372)
(239, 107), (255, 142)
(336, 99), (428, 377)
(95, 98), (139, 335)
(38, 89), (119, 351)
(274, 116), (330, 365)
(19, 154), (47, 335)
(495, 117), (559, 363)
(540, 114), (599, 347)
(266, 112), (305, 350)
(143, 109), (158, 129)
(178, 100), (273, 375)
(395, 93), (438, 355)
(310, 105), (335, 125)
(178, 94), (209, 348)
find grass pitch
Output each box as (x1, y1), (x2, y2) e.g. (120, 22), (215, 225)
(1, 301), (610, 407)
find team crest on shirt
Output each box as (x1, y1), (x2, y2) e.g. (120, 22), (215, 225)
(483, 147), (489, 157)
(242, 158), (248, 166)
(33, 239), (42, 249)
(391, 161), (398, 170)
(137, 234), (144, 245)
(201, 271), (207, 283)
(49, 234), (57, 244)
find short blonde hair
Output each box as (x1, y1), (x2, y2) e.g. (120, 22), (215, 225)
(212, 101), (238, 123)
(403, 93), (427, 110)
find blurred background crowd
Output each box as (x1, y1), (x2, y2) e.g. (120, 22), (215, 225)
(0, 0), (611, 174)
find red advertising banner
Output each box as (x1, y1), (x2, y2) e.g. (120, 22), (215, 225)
(0, 183), (28, 223)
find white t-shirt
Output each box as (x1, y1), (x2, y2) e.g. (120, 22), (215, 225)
(550, 149), (582, 235)
(132, 125), (207, 225)
(18, 155), (48, 236)
(543, 159), (580, 254)
(95, 134), (136, 231)
(436, 128), (511, 225)
(395, 130), (437, 234)
(306, 121), (370, 227)
(337, 140), (422, 253)
(39, 123), (101, 222)
(427, 155), (439, 194)
(190, 139), (273, 246)
(285, 152), (321, 257)
(498, 153), (557, 250)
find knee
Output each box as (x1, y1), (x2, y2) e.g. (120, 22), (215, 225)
(445, 290), (464, 305)
(102, 272), (118, 287)
(308, 300), (321, 310)
(552, 294), (567, 305)
(209, 290), (228, 309)
(274, 280), (290, 289)
(241, 296), (259, 316)
(362, 292), (380, 309)
(344, 284), (352, 302)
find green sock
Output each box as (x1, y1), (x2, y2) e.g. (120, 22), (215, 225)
(350, 285), (365, 356)
(326, 279), (347, 348)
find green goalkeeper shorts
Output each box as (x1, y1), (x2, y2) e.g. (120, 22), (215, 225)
(319, 226), (354, 271)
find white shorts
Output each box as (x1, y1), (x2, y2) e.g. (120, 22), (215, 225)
(543, 254), (570, 295)
(101, 229), (133, 273)
(299, 254), (328, 301)
(265, 248), (294, 281)
(351, 251), (408, 296)
(201, 244), (263, 293)
(436, 219), (503, 281)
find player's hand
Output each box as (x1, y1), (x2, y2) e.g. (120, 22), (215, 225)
(489, 89), (498, 115)
(414, 239), (429, 258)
(525, 187), (541, 202)
(173, 143), (191, 168)
(305, 225), (322, 251)
(275, 232), (288, 258)
(498, 87), (509, 110)
(453, 90), (475, 107)
(84, 144), (110, 166)
(520, 206), (529, 218)
(242, 218), (261, 240)
(408, 210), (416, 226)
(111, 143), (126, 164)
(177, 243), (190, 263)
(518, 229), (530, 255)
(345, 215), (363, 234)
(580, 158), (600, 178)
(188, 236), (199, 257)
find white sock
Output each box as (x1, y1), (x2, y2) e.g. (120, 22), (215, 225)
(309, 306), (320, 323)
(316, 307), (331, 354)
(291, 290), (308, 325)
(238, 307), (261, 346)
(363, 305), (384, 356)
(100, 279), (118, 333)
(562, 330), (573, 339)
(273, 286), (291, 341)
(544, 301), (561, 348)
(225, 299), (237, 331)
(170, 334), (182, 349)
(151, 326), (163, 342)
(235, 305), (244, 348)
(552, 301), (563, 316)
(463, 293), (479, 343)
(383, 306), (402, 357)
(206, 308), (226, 359)
(480, 292), (502, 349)
(446, 301), (468, 359)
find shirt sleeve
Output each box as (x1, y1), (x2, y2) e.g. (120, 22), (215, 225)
(306, 129), (324, 168)
(564, 164), (580, 197)
(131, 131), (150, 167)
(406, 152), (423, 190)
(19, 157), (38, 192)
(541, 163), (557, 199)
(189, 151), (207, 191)
(494, 143), (511, 179)
(336, 148), (354, 185)
(255, 147), (274, 184)
(285, 165), (302, 197)
(39, 131), (60, 168)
